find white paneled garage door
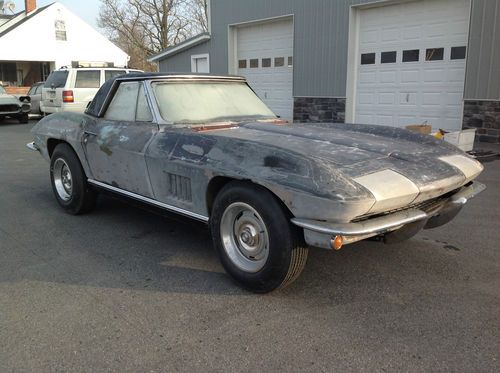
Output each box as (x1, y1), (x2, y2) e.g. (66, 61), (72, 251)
(355, 0), (470, 131)
(236, 18), (293, 120)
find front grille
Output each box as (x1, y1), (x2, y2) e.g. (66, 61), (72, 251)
(352, 188), (459, 222)
(0, 104), (20, 113)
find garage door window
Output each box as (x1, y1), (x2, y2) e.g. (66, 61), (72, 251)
(287, 56), (293, 67)
(426, 48), (444, 61)
(250, 59), (259, 68)
(75, 70), (101, 88)
(274, 57), (285, 67)
(381, 51), (397, 63)
(238, 60), (247, 69)
(361, 53), (375, 65)
(451, 46), (466, 60)
(403, 49), (419, 62)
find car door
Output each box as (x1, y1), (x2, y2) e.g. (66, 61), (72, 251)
(83, 81), (157, 197)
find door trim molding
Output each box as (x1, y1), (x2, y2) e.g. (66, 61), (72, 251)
(87, 179), (210, 223)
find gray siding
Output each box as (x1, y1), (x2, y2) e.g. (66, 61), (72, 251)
(465, 0), (500, 100)
(158, 42), (210, 72)
(160, 0), (372, 97)
(208, 0), (373, 97)
(158, 0), (498, 100)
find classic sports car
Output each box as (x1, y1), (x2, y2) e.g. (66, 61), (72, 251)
(27, 73), (485, 292)
(0, 85), (31, 123)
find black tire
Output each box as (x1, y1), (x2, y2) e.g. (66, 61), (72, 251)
(18, 113), (29, 124)
(210, 181), (308, 293)
(50, 143), (97, 214)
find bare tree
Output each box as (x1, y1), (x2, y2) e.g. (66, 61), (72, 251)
(98, 0), (208, 69)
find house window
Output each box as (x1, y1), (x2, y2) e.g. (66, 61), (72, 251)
(249, 59), (259, 68)
(381, 51), (397, 64)
(191, 54), (209, 73)
(55, 20), (67, 41)
(274, 57), (284, 67)
(238, 59), (247, 68)
(451, 46), (466, 60)
(426, 48), (444, 61)
(361, 53), (375, 65)
(262, 58), (271, 68)
(403, 49), (419, 62)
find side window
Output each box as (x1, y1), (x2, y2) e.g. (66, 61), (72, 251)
(104, 82), (140, 121)
(35, 85), (43, 94)
(105, 70), (127, 81)
(28, 86), (36, 95)
(136, 84), (153, 122)
(75, 70), (100, 88)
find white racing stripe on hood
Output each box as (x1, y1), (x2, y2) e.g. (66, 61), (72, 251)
(439, 155), (484, 183)
(353, 169), (419, 214)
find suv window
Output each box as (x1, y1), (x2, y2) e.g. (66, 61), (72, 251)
(105, 70), (127, 81)
(44, 71), (68, 88)
(104, 82), (140, 121)
(75, 70), (101, 88)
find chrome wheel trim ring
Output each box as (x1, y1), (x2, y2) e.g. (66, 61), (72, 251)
(220, 202), (269, 273)
(53, 158), (73, 201)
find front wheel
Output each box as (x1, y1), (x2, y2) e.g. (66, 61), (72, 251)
(50, 143), (97, 214)
(210, 181), (308, 293)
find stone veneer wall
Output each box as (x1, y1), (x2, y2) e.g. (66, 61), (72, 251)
(463, 100), (500, 143)
(293, 97), (346, 123)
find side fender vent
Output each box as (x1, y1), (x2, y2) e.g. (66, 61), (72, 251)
(166, 173), (192, 202)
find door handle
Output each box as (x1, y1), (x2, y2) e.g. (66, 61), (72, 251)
(84, 130), (98, 136)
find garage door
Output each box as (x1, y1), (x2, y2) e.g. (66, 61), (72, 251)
(236, 18), (293, 120)
(355, 0), (470, 132)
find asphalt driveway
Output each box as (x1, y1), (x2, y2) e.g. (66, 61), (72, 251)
(1, 120), (499, 372)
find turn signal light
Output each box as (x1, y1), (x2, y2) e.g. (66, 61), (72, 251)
(331, 235), (344, 250)
(63, 90), (74, 103)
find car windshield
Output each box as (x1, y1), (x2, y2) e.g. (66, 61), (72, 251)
(0, 86), (6, 94)
(44, 71), (69, 88)
(152, 81), (276, 124)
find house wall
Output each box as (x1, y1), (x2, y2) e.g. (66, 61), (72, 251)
(0, 3), (128, 68)
(159, 43), (210, 72)
(462, 0), (500, 143)
(157, 0), (500, 142)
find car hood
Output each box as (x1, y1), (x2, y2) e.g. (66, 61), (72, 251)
(0, 94), (20, 104)
(204, 121), (483, 212)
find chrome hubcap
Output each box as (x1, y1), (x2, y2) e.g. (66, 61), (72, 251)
(53, 158), (73, 201)
(220, 202), (269, 273)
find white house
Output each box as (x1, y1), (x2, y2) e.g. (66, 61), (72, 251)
(0, 0), (129, 89)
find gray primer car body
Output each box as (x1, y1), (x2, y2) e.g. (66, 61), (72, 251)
(29, 73), (485, 249)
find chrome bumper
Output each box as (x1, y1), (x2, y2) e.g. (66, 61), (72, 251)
(26, 141), (40, 151)
(292, 181), (486, 249)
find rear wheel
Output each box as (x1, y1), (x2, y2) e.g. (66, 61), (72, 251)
(50, 143), (97, 214)
(210, 181), (308, 293)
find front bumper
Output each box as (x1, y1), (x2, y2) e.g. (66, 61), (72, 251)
(292, 181), (486, 249)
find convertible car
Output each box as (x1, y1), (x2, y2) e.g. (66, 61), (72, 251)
(27, 73), (485, 292)
(0, 85), (31, 123)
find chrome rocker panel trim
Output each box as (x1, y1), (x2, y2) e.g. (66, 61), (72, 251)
(87, 179), (209, 223)
(292, 181), (486, 249)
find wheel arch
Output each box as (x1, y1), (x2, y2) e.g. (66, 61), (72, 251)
(205, 176), (295, 220)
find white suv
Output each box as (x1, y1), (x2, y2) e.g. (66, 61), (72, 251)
(41, 67), (142, 114)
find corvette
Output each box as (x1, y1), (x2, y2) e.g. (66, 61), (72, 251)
(27, 73), (485, 292)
